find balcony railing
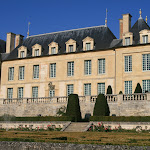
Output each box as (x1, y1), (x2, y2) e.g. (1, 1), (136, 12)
(123, 93), (147, 101)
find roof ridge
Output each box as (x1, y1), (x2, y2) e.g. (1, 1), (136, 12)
(28, 25), (106, 38)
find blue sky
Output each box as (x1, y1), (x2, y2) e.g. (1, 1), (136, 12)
(0, 0), (149, 41)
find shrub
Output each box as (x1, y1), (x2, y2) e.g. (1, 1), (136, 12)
(106, 85), (112, 94)
(65, 94), (81, 122)
(119, 91), (123, 94)
(134, 83), (142, 93)
(56, 106), (66, 116)
(93, 94), (110, 116)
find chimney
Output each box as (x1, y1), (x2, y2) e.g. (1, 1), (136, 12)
(119, 19), (123, 39)
(6, 32), (16, 53)
(119, 14), (132, 39)
(15, 34), (24, 48)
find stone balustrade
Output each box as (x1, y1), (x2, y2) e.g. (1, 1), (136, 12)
(2, 93), (149, 105)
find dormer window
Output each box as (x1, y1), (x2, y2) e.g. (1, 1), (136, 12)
(125, 37), (130, 46)
(18, 46), (27, 58)
(86, 43), (91, 50)
(51, 47), (56, 54)
(32, 44), (42, 57)
(66, 39), (76, 53)
(49, 42), (58, 55)
(34, 49), (39, 56)
(143, 35), (148, 44)
(20, 51), (25, 58)
(69, 45), (73, 52)
(82, 36), (94, 51)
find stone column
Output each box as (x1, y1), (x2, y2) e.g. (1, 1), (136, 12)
(146, 93), (150, 101)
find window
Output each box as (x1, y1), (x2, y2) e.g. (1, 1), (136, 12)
(18, 87), (23, 98)
(50, 63), (56, 78)
(19, 66), (24, 80)
(125, 37), (130, 46)
(7, 88), (13, 99)
(69, 45), (73, 52)
(34, 49), (39, 56)
(143, 54), (150, 71)
(20, 51), (25, 58)
(84, 60), (91, 75)
(49, 90), (55, 98)
(124, 81), (132, 94)
(84, 83), (91, 96)
(67, 84), (74, 96)
(143, 35), (148, 44)
(143, 80), (150, 93)
(125, 56), (132, 72)
(98, 83), (105, 94)
(33, 65), (39, 79)
(98, 59), (105, 74)
(8, 67), (14, 81)
(51, 47), (56, 54)
(86, 43), (91, 50)
(67, 62), (74, 76)
(32, 87), (38, 98)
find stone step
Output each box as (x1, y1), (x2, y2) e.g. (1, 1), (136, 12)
(64, 122), (90, 132)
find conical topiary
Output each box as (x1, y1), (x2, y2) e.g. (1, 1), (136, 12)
(65, 94), (81, 122)
(106, 85), (112, 94)
(134, 83), (142, 93)
(93, 94), (110, 116)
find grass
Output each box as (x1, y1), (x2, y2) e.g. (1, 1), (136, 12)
(0, 130), (150, 146)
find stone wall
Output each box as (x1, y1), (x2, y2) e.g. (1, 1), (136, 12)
(0, 93), (150, 118)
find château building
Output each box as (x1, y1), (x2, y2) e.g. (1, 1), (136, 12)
(1, 11), (150, 117)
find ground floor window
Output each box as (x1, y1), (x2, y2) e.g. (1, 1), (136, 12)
(143, 80), (150, 93)
(7, 88), (13, 99)
(49, 90), (55, 97)
(84, 83), (91, 96)
(67, 84), (74, 96)
(18, 87), (23, 98)
(32, 87), (38, 98)
(124, 81), (132, 94)
(98, 83), (105, 94)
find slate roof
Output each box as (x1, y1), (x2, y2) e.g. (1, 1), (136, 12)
(0, 39), (6, 53)
(4, 25), (117, 61)
(130, 18), (150, 44)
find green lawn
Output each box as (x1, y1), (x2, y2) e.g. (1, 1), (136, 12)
(0, 130), (150, 146)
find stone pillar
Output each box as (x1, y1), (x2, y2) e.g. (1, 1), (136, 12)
(6, 32), (16, 53)
(52, 97), (58, 103)
(117, 94), (123, 105)
(15, 34), (24, 48)
(146, 93), (150, 101)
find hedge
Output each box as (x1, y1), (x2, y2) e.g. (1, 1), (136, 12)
(90, 116), (150, 122)
(0, 116), (74, 121)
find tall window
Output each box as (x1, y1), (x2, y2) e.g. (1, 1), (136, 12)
(125, 37), (130, 46)
(143, 54), (150, 71)
(51, 47), (56, 54)
(34, 49), (39, 56)
(143, 35), (148, 44)
(33, 65), (39, 79)
(8, 67), (14, 81)
(69, 45), (73, 52)
(7, 88), (13, 99)
(125, 56), (132, 72)
(50, 63), (56, 78)
(98, 83), (105, 94)
(19, 66), (24, 80)
(67, 84), (74, 96)
(32, 87), (38, 98)
(98, 59), (105, 74)
(67, 61), (74, 76)
(49, 90), (55, 97)
(84, 60), (91, 75)
(18, 87), (23, 98)
(84, 83), (91, 96)
(125, 81), (132, 94)
(143, 80), (150, 93)
(20, 51), (25, 58)
(86, 43), (91, 50)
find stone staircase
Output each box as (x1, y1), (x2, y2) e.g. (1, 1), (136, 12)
(63, 122), (90, 132)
